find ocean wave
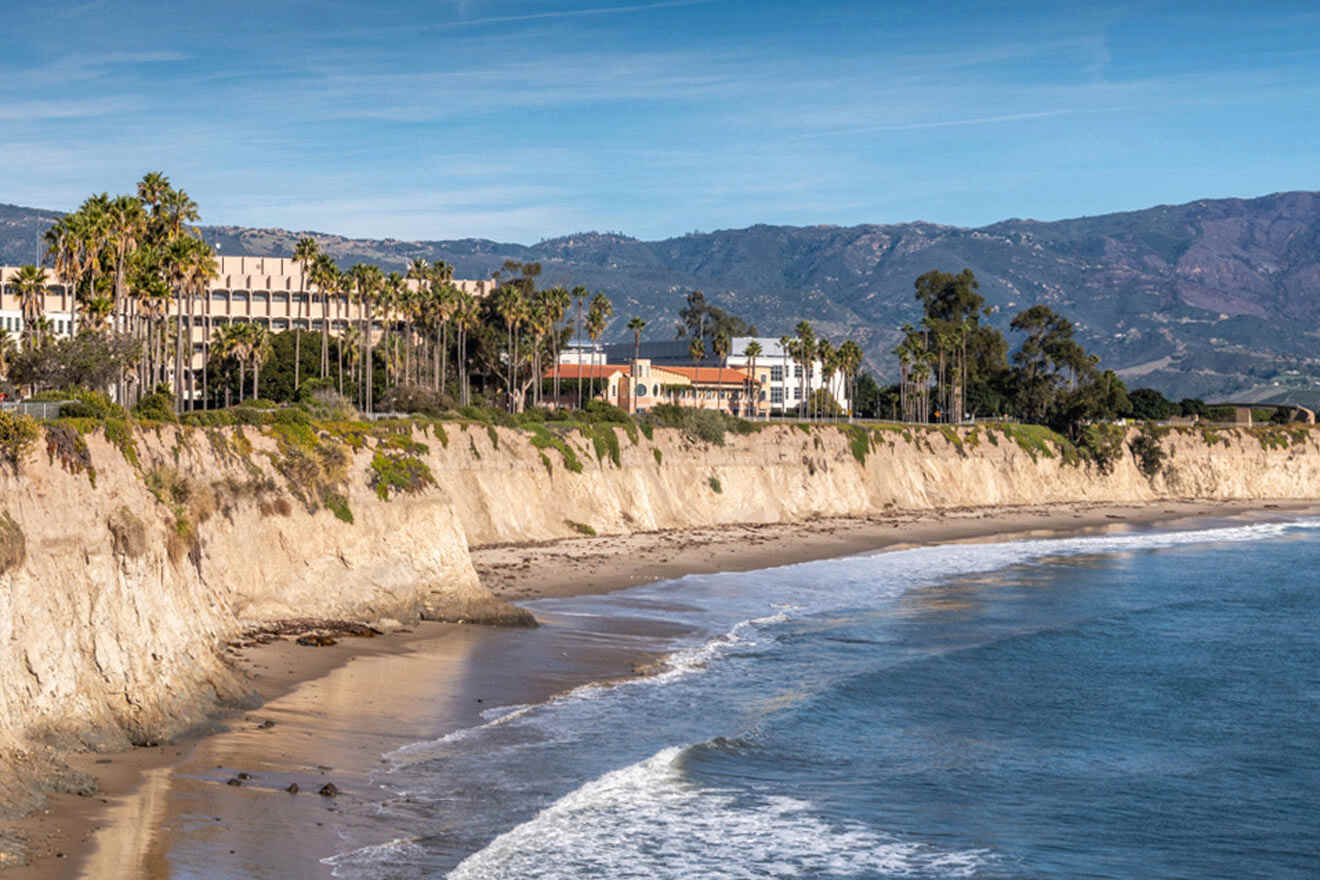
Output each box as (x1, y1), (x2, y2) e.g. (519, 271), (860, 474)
(446, 745), (992, 879)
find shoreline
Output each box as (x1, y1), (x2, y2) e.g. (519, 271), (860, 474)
(13, 497), (1320, 879)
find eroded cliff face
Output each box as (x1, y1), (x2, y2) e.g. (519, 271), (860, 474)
(0, 418), (1315, 809)
(433, 422), (1320, 544)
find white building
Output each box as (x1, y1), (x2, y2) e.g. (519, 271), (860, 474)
(725, 337), (849, 414)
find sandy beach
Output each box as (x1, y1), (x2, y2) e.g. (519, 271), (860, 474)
(11, 498), (1318, 879)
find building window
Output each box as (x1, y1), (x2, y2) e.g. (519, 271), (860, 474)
(232, 292), (249, 302)
(636, 384), (648, 397)
(273, 292), (289, 303)
(794, 387), (802, 399)
(253, 292), (269, 303)
(212, 290), (229, 300)
(794, 365), (803, 379)
(770, 365), (784, 382)
(771, 388), (783, 404)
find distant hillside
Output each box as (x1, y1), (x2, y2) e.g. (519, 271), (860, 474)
(4, 192), (1319, 404)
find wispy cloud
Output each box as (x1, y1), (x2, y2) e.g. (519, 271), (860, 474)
(417, 0), (714, 30)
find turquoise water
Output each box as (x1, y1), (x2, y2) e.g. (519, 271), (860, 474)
(329, 517), (1320, 878)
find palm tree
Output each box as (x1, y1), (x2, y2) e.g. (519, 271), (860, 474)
(246, 322), (272, 401)
(493, 284), (527, 411)
(292, 237), (320, 391)
(453, 292), (478, 406)
(713, 329), (730, 366)
(794, 321), (815, 420)
(586, 292), (612, 405)
(627, 316), (647, 363)
(822, 339), (844, 421)
(571, 285), (588, 408)
(11, 265), (47, 349)
(744, 339), (763, 418)
(213, 323), (248, 404)
(309, 253), (338, 380)
(837, 339), (863, 421)
(347, 263), (382, 412)
(82, 295), (113, 334)
(548, 285), (571, 406)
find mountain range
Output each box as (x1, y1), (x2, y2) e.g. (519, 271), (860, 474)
(2, 191), (1318, 404)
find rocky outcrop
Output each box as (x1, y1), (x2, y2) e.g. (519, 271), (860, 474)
(0, 417), (1316, 810)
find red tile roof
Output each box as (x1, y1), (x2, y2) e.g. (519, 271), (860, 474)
(542, 364), (630, 380)
(656, 366), (753, 385)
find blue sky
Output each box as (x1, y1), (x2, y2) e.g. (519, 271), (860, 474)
(4, 0), (1317, 241)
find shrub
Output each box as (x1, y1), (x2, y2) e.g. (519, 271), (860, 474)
(31, 388), (127, 420)
(133, 392), (178, 423)
(321, 489), (353, 523)
(181, 410), (237, 427)
(529, 425), (583, 473)
(42, 421), (92, 482)
(0, 411), (39, 472)
(1129, 431), (1166, 478)
(300, 387), (357, 422)
(103, 417), (139, 468)
(643, 405), (731, 445)
(382, 383), (455, 417)
(565, 519), (596, 536)
(1076, 423), (1126, 474)
(708, 475), (723, 493)
(368, 452), (436, 500)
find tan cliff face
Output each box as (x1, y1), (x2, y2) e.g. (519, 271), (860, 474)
(0, 417), (1316, 808)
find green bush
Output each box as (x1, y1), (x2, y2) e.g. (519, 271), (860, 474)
(180, 410), (237, 427)
(133, 392), (178, 423)
(0, 411), (39, 471)
(565, 519), (597, 536)
(642, 405), (738, 445)
(1130, 431), (1166, 478)
(529, 425), (583, 473)
(368, 452), (436, 500)
(31, 388), (127, 420)
(1076, 423), (1126, 474)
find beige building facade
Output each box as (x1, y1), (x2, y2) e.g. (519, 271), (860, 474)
(0, 256), (492, 351)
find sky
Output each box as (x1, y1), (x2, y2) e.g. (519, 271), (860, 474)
(3, 0), (1318, 242)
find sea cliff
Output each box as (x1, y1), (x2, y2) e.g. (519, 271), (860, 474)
(0, 416), (1315, 810)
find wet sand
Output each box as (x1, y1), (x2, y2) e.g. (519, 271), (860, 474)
(13, 498), (1320, 879)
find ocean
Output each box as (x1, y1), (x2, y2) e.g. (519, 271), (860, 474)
(326, 517), (1320, 879)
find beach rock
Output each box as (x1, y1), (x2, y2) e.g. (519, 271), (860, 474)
(318, 783), (338, 797)
(236, 772), (252, 780)
(296, 634), (338, 647)
(285, 783), (299, 794)
(257, 719), (275, 729)
(226, 778), (242, 787)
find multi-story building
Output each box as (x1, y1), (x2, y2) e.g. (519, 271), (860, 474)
(599, 337), (850, 415)
(543, 359), (756, 414)
(0, 255), (492, 358)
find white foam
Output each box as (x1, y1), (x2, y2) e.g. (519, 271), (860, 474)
(446, 746), (991, 879)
